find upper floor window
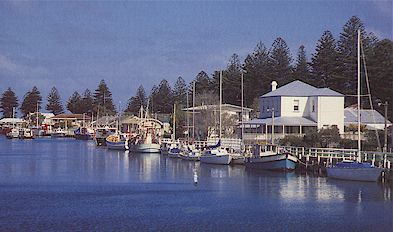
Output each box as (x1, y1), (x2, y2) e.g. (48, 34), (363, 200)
(312, 100), (315, 112)
(293, 100), (299, 111)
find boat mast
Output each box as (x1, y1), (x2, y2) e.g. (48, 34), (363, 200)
(219, 70), (222, 140)
(173, 103), (176, 141)
(357, 29), (361, 161)
(241, 71), (244, 150)
(192, 81), (195, 141)
(36, 103), (39, 128)
(186, 90), (189, 142)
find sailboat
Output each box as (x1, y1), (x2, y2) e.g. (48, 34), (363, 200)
(200, 71), (232, 165)
(326, 29), (383, 182)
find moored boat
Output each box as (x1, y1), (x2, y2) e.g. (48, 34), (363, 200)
(6, 128), (19, 139)
(74, 127), (94, 140)
(19, 128), (34, 139)
(106, 133), (129, 150)
(327, 161), (382, 182)
(50, 128), (67, 138)
(245, 151), (298, 171)
(200, 140), (232, 165)
(94, 127), (117, 146)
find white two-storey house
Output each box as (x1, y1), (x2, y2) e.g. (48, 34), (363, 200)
(243, 80), (344, 142)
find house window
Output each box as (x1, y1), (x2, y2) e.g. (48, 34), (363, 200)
(312, 100), (315, 112)
(293, 100), (299, 111)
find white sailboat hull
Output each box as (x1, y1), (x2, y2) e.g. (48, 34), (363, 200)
(130, 143), (160, 153)
(200, 154), (232, 165)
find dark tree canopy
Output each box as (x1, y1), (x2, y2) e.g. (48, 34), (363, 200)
(293, 45), (311, 83)
(243, 42), (270, 106)
(311, 31), (341, 90)
(172, 76), (187, 106)
(222, 54), (242, 105)
(368, 39), (393, 120)
(67, 91), (84, 114)
(269, 37), (293, 85)
(0, 87), (18, 118)
(20, 86), (42, 116)
(46, 87), (64, 115)
(125, 85), (147, 115)
(152, 79), (173, 114)
(81, 89), (94, 114)
(93, 80), (116, 116)
(194, 71), (211, 95)
(337, 16), (377, 100)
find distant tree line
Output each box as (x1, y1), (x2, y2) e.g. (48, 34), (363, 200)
(0, 79), (116, 118)
(1, 16), (392, 123)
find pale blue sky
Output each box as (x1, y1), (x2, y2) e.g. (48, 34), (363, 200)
(0, 0), (391, 113)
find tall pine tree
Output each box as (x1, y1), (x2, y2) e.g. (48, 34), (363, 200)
(368, 39), (393, 120)
(0, 88), (18, 118)
(223, 54), (242, 105)
(67, 91), (83, 114)
(93, 80), (116, 116)
(20, 86), (42, 116)
(311, 31), (341, 90)
(46, 87), (64, 115)
(293, 45), (311, 83)
(81, 89), (94, 114)
(154, 79), (173, 114)
(125, 85), (147, 115)
(269, 37), (293, 85)
(243, 42), (270, 106)
(172, 76), (187, 106)
(337, 16), (377, 101)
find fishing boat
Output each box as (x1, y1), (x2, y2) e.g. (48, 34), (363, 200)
(50, 128), (67, 138)
(245, 146), (298, 171)
(94, 127), (117, 146)
(19, 128), (34, 139)
(167, 145), (181, 158)
(160, 142), (170, 155)
(326, 30), (383, 182)
(180, 145), (201, 161)
(74, 127), (94, 140)
(129, 132), (161, 153)
(200, 140), (232, 165)
(106, 133), (129, 150)
(6, 128), (19, 139)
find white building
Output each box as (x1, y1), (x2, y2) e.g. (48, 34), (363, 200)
(243, 80), (344, 142)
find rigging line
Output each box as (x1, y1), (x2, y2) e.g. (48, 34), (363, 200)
(361, 39), (382, 150)
(345, 94), (372, 97)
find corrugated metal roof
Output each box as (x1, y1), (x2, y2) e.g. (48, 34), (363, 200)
(344, 108), (391, 124)
(183, 104), (253, 112)
(261, 80), (343, 97)
(243, 117), (317, 126)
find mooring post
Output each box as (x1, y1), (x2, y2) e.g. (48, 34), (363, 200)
(372, 154), (375, 166)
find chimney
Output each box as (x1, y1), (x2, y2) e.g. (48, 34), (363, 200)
(271, 81), (278, 91)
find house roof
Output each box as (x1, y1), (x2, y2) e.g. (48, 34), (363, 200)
(344, 107), (391, 125)
(51, 114), (92, 120)
(243, 117), (317, 126)
(261, 80), (343, 98)
(0, 118), (26, 124)
(183, 104), (253, 112)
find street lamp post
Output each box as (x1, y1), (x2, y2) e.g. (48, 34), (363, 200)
(267, 107), (275, 145)
(378, 101), (389, 152)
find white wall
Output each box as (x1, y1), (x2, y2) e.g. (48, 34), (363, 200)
(317, 96), (344, 134)
(280, 96), (308, 117)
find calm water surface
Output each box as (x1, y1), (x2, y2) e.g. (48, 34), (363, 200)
(0, 137), (392, 231)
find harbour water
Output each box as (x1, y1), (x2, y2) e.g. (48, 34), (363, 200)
(0, 137), (392, 231)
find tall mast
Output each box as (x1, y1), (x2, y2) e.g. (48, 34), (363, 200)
(241, 71), (244, 144)
(173, 103), (176, 141)
(192, 81), (195, 140)
(186, 90), (189, 142)
(219, 70), (222, 140)
(36, 103), (39, 128)
(357, 29), (362, 159)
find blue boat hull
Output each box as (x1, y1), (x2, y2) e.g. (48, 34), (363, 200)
(106, 141), (128, 150)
